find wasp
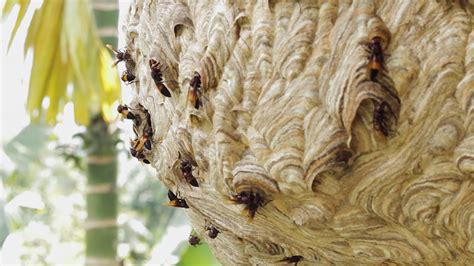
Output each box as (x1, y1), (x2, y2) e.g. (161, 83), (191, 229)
(229, 191), (265, 222)
(117, 104), (136, 120)
(188, 71), (203, 109)
(107, 44), (136, 82)
(133, 151), (150, 164)
(278, 256), (304, 265)
(129, 134), (152, 160)
(106, 44), (132, 67)
(373, 101), (392, 136)
(165, 190), (189, 208)
(131, 149), (150, 164)
(188, 235), (201, 247)
(366, 36), (384, 81)
(180, 160), (199, 187)
(121, 70), (136, 83)
(204, 223), (219, 239)
(129, 145), (141, 158)
(130, 135), (151, 154)
(149, 59), (171, 97)
(132, 128), (153, 153)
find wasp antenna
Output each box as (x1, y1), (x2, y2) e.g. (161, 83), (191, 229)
(111, 59), (120, 67)
(106, 44), (119, 54)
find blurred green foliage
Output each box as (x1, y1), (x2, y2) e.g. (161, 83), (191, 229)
(178, 243), (221, 266)
(1, 125), (219, 265)
(1, 125), (85, 264)
(3, 124), (52, 170)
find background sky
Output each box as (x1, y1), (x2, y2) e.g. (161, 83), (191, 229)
(1, 2), (35, 143)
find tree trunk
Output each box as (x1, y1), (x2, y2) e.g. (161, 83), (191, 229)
(82, 1), (121, 265)
(84, 115), (119, 265)
(122, 1), (473, 264)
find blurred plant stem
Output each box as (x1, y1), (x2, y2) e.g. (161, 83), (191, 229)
(4, 0), (121, 264)
(84, 1), (120, 265)
(78, 115), (119, 265)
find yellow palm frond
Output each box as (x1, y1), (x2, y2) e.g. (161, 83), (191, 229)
(4, 0), (120, 126)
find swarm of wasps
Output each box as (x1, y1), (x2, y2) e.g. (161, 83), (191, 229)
(117, 103), (153, 164)
(107, 45), (280, 249)
(107, 45), (205, 108)
(107, 43), (207, 163)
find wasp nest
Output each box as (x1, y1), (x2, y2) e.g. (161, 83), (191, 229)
(123, 0), (474, 264)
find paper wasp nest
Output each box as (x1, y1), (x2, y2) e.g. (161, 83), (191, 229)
(123, 1), (473, 264)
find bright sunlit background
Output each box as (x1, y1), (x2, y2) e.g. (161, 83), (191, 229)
(1, 1), (218, 265)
